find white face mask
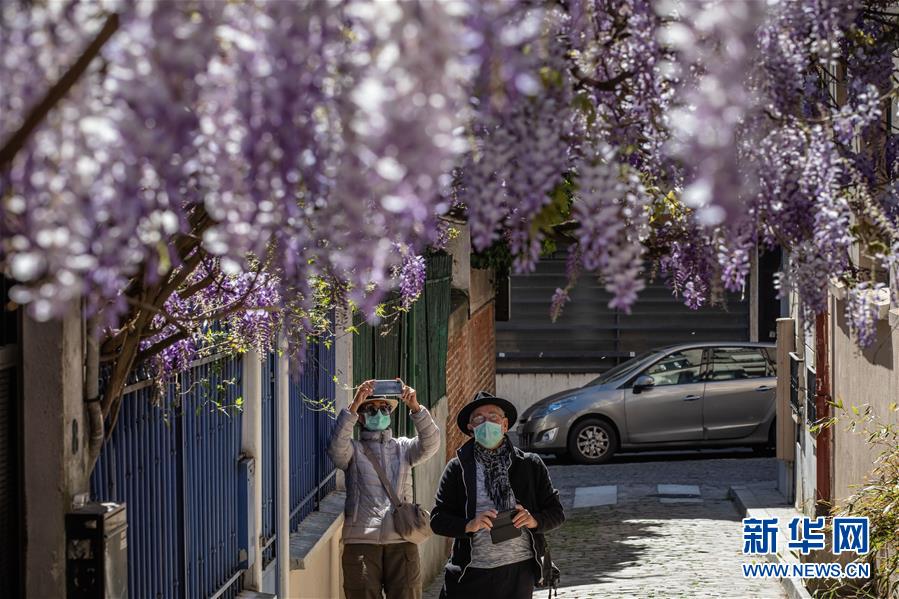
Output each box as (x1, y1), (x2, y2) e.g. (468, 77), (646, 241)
(362, 408), (391, 431)
(473, 420), (504, 448)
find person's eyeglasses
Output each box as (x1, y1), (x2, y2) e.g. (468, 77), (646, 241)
(470, 413), (504, 426)
(361, 406), (391, 417)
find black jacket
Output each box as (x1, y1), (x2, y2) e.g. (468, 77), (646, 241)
(430, 438), (565, 584)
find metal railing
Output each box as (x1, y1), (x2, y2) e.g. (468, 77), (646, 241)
(91, 332), (338, 598)
(288, 337), (338, 531)
(806, 364), (817, 424)
(92, 354), (245, 599)
(789, 351), (803, 415)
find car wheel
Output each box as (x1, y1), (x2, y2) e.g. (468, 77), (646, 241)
(568, 418), (617, 464)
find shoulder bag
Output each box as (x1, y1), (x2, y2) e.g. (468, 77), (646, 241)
(535, 540), (561, 597)
(359, 443), (432, 545)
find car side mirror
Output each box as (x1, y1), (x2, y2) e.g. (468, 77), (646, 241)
(633, 375), (655, 393)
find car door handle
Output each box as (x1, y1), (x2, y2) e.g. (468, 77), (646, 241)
(755, 385), (773, 392)
(682, 394), (701, 401)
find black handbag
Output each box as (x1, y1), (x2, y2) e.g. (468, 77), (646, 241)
(535, 541), (560, 597)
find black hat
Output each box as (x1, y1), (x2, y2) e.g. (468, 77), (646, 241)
(456, 391), (518, 435)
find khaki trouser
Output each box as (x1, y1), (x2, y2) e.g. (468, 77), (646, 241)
(342, 542), (422, 599)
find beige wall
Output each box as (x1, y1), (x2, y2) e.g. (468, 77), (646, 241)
(496, 372), (599, 417)
(289, 518), (345, 599)
(830, 297), (899, 504)
(414, 397), (450, 589)
(445, 219), (471, 293)
(469, 267), (495, 316)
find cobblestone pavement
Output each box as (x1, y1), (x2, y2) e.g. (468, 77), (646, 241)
(424, 452), (786, 599)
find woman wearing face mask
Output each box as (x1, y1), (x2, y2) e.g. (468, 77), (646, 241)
(328, 379), (440, 599)
(431, 391), (565, 599)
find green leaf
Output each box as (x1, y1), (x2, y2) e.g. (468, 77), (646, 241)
(573, 92), (596, 125)
(529, 177), (574, 238)
(540, 238), (557, 257)
(157, 241), (171, 276)
(538, 65), (564, 89)
(867, 240), (890, 256)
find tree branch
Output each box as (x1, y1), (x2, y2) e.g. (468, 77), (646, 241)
(134, 330), (191, 365)
(178, 261), (218, 301)
(570, 66), (634, 92)
(124, 296), (193, 340)
(150, 246), (206, 308)
(0, 12), (120, 169)
(190, 266), (264, 322)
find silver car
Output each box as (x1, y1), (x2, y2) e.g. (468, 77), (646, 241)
(516, 342), (777, 464)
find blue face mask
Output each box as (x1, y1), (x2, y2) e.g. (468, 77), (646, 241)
(473, 421), (504, 449)
(363, 410), (391, 431)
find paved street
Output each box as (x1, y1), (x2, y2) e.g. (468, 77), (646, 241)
(425, 450), (787, 599)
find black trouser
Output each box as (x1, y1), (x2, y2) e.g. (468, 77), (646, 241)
(440, 559), (536, 599)
(342, 542), (422, 599)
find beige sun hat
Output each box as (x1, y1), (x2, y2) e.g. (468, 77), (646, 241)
(358, 394), (399, 413)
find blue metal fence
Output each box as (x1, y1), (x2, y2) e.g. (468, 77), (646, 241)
(288, 337), (338, 531)
(92, 355), (245, 599)
(91, 338), (337, 599)
(182, 357), (244, 599)
(91, 380), (185, 599)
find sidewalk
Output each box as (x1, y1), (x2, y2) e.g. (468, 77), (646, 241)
(729, 485), (814, 599)
(425, 457), (788, 599)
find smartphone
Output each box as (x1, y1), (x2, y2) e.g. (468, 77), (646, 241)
(490, 509), (520, 544)
(372, 379), (403, 397)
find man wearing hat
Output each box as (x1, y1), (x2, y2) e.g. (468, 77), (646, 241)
(431, 391), (565, 598)
(328, 379), (441, 599)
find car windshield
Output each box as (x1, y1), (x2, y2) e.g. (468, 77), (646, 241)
(585, 350), (658, 386)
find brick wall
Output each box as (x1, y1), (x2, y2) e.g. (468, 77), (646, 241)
(445, 300), (496, 459)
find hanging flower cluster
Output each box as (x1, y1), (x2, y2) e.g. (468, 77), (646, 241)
(1, 0), (469, 371)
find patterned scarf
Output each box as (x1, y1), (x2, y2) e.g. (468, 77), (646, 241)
(473, 436), (516, 511)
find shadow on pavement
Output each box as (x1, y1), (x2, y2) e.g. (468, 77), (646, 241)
(548, 505), (666, 590)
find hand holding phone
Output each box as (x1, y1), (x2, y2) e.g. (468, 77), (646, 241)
(372, 379), (404, 397)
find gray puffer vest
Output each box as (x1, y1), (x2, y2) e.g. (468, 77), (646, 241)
(327, 407), (440, 544)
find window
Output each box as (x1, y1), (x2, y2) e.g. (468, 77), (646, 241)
(644, 349), (704, 386)
(587, 350), (655, 386)
(706, 347), (775, 381)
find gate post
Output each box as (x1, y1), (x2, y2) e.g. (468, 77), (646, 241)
(242, 349), (264, 590)
(276, 335), (291, 598)
(22, 305), (88, 598)
(776, 317), (796, 503)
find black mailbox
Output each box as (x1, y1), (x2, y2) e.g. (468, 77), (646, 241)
(66, 502), (128, 599)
